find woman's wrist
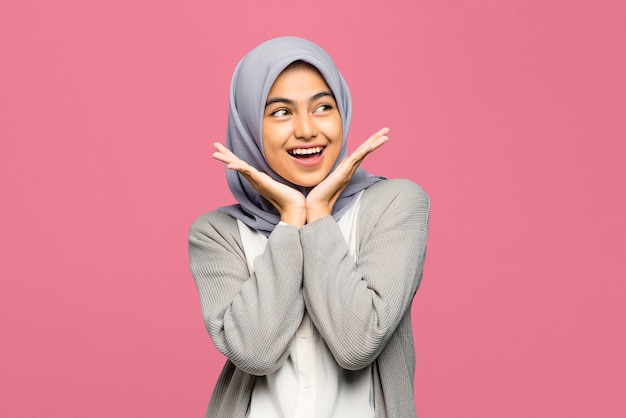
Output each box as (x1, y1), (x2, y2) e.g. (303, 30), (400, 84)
(306, 205), (332, 224)
(280, 207), (306, 227)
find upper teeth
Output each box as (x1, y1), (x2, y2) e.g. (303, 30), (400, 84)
(290, 147), (323, 155)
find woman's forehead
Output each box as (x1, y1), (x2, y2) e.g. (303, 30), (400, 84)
(268, 62), (332, 95)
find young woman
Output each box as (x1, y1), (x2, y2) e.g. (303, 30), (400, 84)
(189, 36), (430, 418)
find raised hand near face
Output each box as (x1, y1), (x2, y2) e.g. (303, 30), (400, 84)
(305, 127), (389, 223)
(213, 142), (307, 226)
(213, 127), (388, 227)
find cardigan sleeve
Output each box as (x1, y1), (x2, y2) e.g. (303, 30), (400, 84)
(300, 179), (430, 370)
(188, 210), (305, 376)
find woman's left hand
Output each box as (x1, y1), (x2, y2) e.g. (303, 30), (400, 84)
(305, 127), (390, 223)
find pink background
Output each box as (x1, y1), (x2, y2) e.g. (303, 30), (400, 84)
(1, 1), (625, 417)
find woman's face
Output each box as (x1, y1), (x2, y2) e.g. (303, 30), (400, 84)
(262, 64), (343, 187)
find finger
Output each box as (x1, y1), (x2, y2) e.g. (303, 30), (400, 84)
(360, 127), (390, 147)
(349, 128), (390, 164)
(212, 151), (233, 164)
(212, 142), (246, 165)
(361, 127), (390, 151)
(213, 142), (246, 159)
(212, 142), (235, 158)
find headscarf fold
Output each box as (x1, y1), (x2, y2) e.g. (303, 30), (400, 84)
(219, 36), (383, 236)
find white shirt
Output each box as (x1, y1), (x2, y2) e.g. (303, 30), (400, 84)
(240, 192), (374, 418)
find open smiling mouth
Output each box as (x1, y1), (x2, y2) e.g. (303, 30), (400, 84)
(288, 146), (324, 158)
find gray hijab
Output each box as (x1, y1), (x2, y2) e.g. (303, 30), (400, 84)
(220, 36), (383, 236)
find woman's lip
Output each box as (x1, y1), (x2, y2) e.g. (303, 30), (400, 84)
(288, 147), (326, 167)
(287, 145), (325, 153)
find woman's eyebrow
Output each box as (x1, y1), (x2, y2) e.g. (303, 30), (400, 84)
(311, 91), (334, 102)
(265, 91), (335, 108)
(265, 97), (294, 107)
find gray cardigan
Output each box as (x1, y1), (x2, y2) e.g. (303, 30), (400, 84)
(189, 179), (430, 417)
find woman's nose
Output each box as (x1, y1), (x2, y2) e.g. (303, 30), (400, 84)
(294, 114), (317, 140)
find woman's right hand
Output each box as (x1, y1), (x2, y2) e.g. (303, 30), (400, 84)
(213, 142), (306, 226)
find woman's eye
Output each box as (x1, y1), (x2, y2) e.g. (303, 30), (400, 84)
(271, 109), (290, 117)
(314, 104), (333, 113)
